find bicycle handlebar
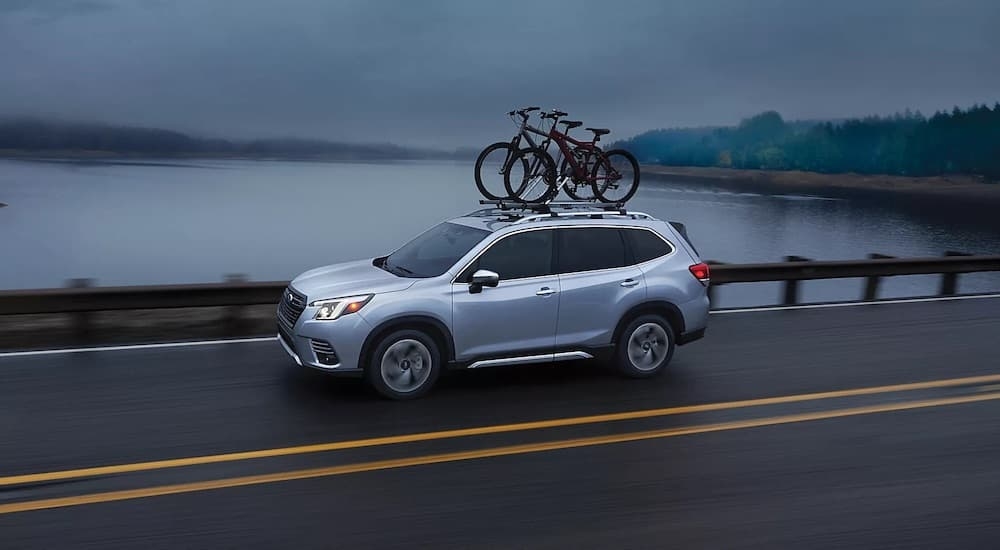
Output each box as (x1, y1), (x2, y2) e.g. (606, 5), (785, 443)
(507, 106), (540, 117)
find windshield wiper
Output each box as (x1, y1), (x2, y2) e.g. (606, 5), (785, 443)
(393, 264), (416, 276)
(382, 257), (416, 277)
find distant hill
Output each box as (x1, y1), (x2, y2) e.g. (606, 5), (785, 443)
(611, 104), (1000, 179)
(0, 118), (475, 161)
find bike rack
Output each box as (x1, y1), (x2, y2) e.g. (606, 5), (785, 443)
(478, 199), (628, 215)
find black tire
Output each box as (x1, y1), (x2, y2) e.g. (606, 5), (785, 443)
(614, 314), (675, 378)
(592, 149), (640, 204)
(504, 146), (557, 203)
(474, 141), (526, 201)
(559, 149), (598, 201)
(365, 329), (442, 400)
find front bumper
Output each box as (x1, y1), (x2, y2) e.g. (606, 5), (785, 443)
(278, 331), (305, 366)
(277, 308), (370, 375)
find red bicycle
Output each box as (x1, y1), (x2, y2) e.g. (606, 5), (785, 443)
(502, 115), (640, 204)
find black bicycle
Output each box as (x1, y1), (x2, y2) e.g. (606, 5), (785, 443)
(474, 107), (602, 202)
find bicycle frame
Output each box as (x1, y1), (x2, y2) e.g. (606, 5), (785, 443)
(502, 114), (565, 189)
(510, 115), (556, 155)
(546, 129), (601, 180)
(516, 121), (597, 174)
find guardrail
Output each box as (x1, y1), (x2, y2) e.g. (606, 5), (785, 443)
(2, 253), (999, 340)
(708, 252), (1000, 305)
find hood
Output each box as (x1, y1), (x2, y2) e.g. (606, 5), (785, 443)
(290, 258), (416, 302)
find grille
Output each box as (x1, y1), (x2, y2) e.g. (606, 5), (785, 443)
(277, 286), (307, 331)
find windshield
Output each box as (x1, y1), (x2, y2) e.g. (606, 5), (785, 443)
(381, 222), (489, 278)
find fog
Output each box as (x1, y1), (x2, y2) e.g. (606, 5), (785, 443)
(1, 0), (998, 147)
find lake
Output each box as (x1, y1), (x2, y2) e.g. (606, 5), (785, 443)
(2, 158), (999, 307)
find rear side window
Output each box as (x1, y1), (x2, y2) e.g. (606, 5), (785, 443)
(625, 228), (673, 263)
(463, 229), (554, 281)
(557, 227), (627, 273)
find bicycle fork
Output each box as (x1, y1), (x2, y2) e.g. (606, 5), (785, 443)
(497, 136), (522, 176)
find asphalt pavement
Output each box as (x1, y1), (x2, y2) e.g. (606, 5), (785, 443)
(1, 297), (999, 548)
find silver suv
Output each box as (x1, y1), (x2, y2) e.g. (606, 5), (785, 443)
(277, 205), (710, 400)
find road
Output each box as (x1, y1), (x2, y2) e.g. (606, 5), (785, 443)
(1, 297), (999, 548)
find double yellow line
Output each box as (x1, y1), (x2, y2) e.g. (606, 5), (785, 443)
(3, 373), (1000, 515)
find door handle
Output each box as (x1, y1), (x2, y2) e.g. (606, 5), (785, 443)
(536, 287), (556, 296)
(620, 279), (639, 288)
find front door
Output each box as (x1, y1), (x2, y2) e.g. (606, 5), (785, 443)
(451, 228), (558, 361)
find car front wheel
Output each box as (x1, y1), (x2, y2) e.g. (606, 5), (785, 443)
(366, 329), (442, 400)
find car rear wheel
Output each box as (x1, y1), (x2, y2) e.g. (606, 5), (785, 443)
(615, 314), (675, 378)
(366, 329), (441, 400)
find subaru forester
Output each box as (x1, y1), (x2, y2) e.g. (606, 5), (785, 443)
(277, 204), (709, 399)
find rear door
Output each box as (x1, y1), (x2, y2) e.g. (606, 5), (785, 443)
(554, 226), (646, 350)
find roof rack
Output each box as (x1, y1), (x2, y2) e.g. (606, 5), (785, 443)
(475, 199), (654, 224)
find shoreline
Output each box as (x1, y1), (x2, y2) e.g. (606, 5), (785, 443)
(641, 165), (1000, 205)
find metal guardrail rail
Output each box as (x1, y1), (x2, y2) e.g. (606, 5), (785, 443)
(708, 252), (1000, 305)
(1, 253), (998, 320)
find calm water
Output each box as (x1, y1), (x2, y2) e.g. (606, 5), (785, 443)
(3, 158), (999, 307)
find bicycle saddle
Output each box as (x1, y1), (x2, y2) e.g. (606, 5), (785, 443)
(559, 120), (583, 129)
(586, 128), (611, 136)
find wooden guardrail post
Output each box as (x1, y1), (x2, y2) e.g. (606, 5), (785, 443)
(939, 251), (972, 295)
(782, 256), (810, 305)
(863, 254), (895, 301)
(705, 260), (725, 306)
(68, 278), (94, 343)
(223, 274), (248, 336)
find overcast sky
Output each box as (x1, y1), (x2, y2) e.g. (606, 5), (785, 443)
(1, 0), (998, 148)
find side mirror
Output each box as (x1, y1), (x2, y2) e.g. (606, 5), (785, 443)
(469, 269), (499, 293)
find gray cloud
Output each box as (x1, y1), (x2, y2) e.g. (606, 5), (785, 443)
(1, 0), (998, 148)
(0, 0), (112, 20)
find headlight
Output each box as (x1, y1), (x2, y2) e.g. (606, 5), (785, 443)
(310, 294), (373, 320)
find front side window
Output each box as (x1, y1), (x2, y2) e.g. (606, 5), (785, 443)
(382, 222), (489, 278)
(557, 227), (627, 273)
(460, 229), (554, 282)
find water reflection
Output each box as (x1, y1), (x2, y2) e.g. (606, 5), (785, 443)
(2, 159), (998, 306)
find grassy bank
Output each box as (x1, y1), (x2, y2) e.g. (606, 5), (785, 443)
(642, 165), (1000, 202)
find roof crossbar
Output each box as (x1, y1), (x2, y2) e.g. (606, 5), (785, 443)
(474, 199), (653, 224)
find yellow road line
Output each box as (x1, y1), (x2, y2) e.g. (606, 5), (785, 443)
(3, 390), (999, 516)
(4, 372), (1000, 488)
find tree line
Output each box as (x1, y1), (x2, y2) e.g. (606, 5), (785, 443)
(613, 103), (1000, 179)
(0, 118), (471, 160)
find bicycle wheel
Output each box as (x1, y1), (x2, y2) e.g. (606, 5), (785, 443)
(591, 149), (640, 204)
(474, 141), (526, 201)
(559, 149), (598, 201)
(504, 147), (557, 203)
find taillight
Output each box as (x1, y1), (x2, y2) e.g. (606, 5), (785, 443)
(689, 262), (710, 285)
